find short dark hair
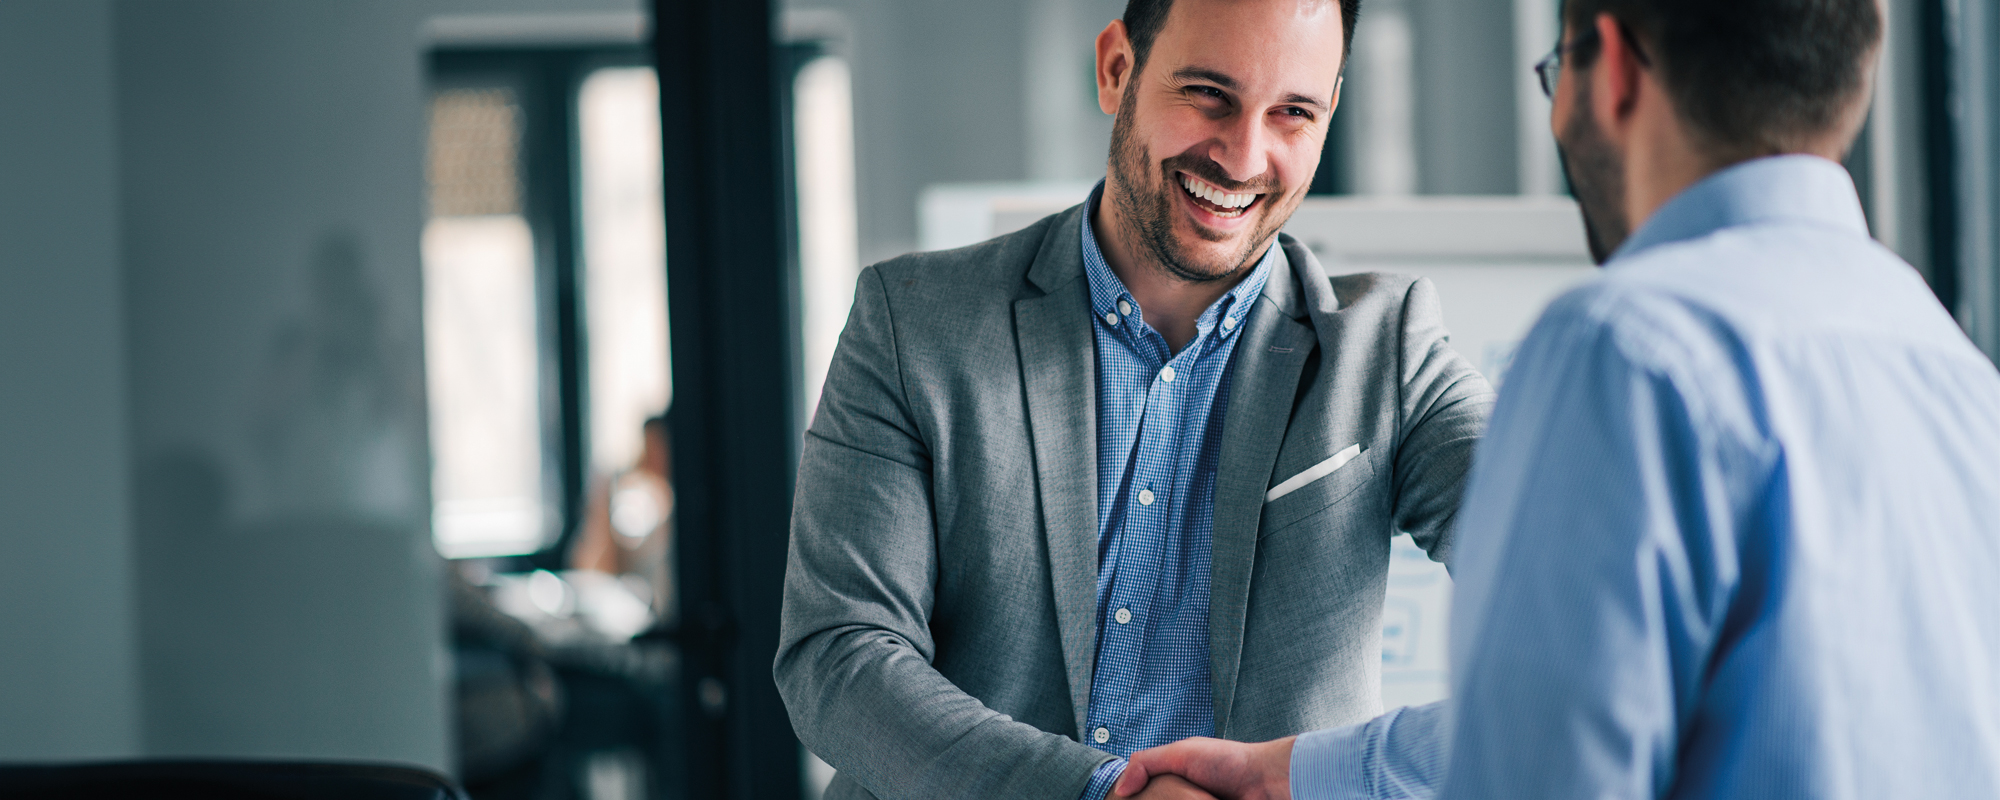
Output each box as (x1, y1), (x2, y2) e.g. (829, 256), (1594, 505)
(1123, 0), (1361, 74)
(1562, 0), (1881, 157)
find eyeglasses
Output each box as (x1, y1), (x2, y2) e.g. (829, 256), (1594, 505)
(1532, 24), (1649, 98)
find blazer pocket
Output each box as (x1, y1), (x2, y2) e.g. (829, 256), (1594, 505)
(1259, 446), (1379, 536)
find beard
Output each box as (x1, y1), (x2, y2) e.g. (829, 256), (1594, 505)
(1557, 81), (1631, 265)
(1105, 85), (1292, 283)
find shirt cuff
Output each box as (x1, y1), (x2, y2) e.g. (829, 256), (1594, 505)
(1079, 757), (1127, 800)
(1290, 702), (1449, 800)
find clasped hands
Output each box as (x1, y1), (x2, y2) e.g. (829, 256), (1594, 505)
(1110, 736), (1296, 800)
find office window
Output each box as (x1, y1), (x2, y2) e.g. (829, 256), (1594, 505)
(424, 86), (550, 559)
(579, 67), (672, 476)
(422, 50), (669, 567)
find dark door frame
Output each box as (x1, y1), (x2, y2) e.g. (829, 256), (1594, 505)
(652, 1), (806, 798)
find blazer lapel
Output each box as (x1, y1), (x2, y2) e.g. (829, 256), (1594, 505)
(1210, 244), (1316, 736)
(1014, 206), (1101, 738)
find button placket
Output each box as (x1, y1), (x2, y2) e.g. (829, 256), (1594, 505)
(1076, 216), (1274, 763)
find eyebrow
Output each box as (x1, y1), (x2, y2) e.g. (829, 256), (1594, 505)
(1282, 92), (1330, 110)
(1170, 66), (1331, 111)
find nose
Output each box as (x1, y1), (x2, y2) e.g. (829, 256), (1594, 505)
(1207, 111), (1271, 185)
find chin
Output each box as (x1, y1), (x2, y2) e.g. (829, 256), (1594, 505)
(1184, 211), (1282, 275)
(1159, 231), (1265, 283)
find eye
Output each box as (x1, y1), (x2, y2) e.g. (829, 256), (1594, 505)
(1272, 106), (1315, 125)
(1183, 85), (1233, 114)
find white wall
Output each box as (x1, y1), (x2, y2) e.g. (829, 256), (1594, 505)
(0, 0), (140, 761)
(115, 1), (448, 764)
(1410, 0), (1521, 194)
(115, 0), (640, 771)
(0, 0), (637, 772)
(784, 0), (1044, 264)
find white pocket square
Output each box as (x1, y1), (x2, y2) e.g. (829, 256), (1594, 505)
(1265, 444), (1363, 503)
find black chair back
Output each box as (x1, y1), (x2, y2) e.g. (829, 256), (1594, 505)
(0, 760), (468, 800)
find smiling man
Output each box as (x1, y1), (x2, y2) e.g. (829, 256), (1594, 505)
(774, 1), (1493, 799)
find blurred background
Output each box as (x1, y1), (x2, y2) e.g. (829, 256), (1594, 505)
(0, 1), (1994, 799)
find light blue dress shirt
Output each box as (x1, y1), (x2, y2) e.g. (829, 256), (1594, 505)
(1077, 182), (1275, 800)
(1292, 155), (2000, 799)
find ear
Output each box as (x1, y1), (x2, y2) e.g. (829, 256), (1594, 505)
(1589, 12), (1646, 142)
(1097, 20), (1135, 116)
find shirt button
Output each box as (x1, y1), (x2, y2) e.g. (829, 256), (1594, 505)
(1222, 316), (1237, 331)
(1118, 300), (1132, 317)
(1138, 489), (1155, 506)
(1093, 727), (1111, 744)
(1160, 366), (1177, 383)
(1103, 312), (1119, 326)
(1115, 607), (1132, 624)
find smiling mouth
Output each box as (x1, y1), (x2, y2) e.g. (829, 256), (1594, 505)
(1178, 173), (1263, 219)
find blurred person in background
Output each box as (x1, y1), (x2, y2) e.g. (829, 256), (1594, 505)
(1111, 0), (2000, 797)
(776, 0), (1496, 798)
(570, 413), (675, 623)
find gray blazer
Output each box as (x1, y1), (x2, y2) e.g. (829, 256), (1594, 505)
(776, 204), (1493, 800)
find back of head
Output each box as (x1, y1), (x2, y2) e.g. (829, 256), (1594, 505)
(1563, 0), (1883, 160)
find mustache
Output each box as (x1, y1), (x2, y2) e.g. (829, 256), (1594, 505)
(1160, 153), (1280, 194)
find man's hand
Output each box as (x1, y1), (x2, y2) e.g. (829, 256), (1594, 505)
(1125, 773), (1223, 799)
(1111, 736), (1295, 800)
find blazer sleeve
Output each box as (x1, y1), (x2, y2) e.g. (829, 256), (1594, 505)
(774, 265), (1114, 800)
(1390, 277), (1497, 568)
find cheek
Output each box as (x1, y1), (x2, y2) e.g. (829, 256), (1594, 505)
(1550, 86), (1580, 135)
(1277, 137), (1323, 189)
(1136, 99), (1225, 161)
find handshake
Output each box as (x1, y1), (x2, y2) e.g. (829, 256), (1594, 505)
(1110, 736), (1296, 800)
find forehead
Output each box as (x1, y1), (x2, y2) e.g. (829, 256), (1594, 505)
(1148, 0), (1345, 99)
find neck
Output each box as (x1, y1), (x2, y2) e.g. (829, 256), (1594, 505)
(1616, 88), (1858, 237)
(1092, 179), (1259, 353)
(1622, 108), (1733, 236)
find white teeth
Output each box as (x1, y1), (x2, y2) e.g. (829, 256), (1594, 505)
(1180, 175), (1256, 211)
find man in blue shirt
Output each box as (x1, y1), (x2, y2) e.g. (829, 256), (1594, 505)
(1110, 0), (2000, 798)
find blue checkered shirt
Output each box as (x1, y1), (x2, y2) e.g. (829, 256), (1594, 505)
(1077, 184), (1275, 799)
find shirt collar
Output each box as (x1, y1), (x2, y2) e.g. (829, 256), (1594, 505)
(1079, 180), (1274, 338)
(1613, 154), (1871, 263)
